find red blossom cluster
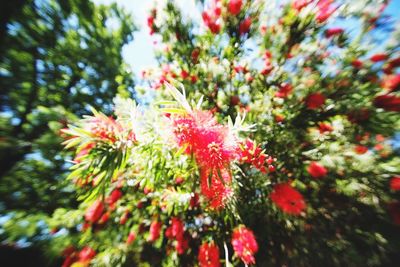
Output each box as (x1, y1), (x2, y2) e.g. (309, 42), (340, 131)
(171, 110), (238, 208)
(165, 217), (189, 254)
(202, 0), (222, 34)
(390, 176), (400, 191)
(147, 8), (157, 35)
(238, 139), (276, 173)
(231, 225), (259, 265)
(275, 83), (293, 98)
(84, 189), (123, 227)
(305, 92), (326, 110)
(148, 220), (162, 242)
(270, 183), (306, 215)
(198, 241), (221, 267)
(307, 161), (328, 179)
(62, 246), (96, 267)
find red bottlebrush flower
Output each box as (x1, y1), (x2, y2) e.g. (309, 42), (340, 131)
(202, 10), (221, 34)
(200, 168), (232, 209)
(318, 122), (333, 133)
(307, 161), (328, 178)
(275, 114), (285, 122)
(239, 18), (252, 35)
(191, 48), (200, 63)
(374, 94), (400, 112)
(106, 189), (122, 205)
(305, 92), (326, 109)
(168, 217), (185, 239)
(325, 27), (343, 38)
(351, 59), (363, 68)
(275, 83), (293, 98)
(382, 74), (400, 92)
(198, 241), (221, 267)
(176, 236), (189, 255)
(87, 115), (122, 143)
(85, 200), (104, 223)
(388, 201), (400, 225)
(190, 193), (200, 208)
(354, 145), (368, 154)
(239, 139), (268, 173)
(316, 0), (336, 23)
(370, 53), (387, 62)
(120, 210), (129, 225)
(181, 70), (190, 79)
(98, 212), (110, 224)
(126, 231), (136, 245)
(390, 176), (400, 191)
(292, 0), (312, 11)
(261, 65), (273, 75)
(228, 0), (242, 15)
(270, 183), (306, 215)
(230, 95), (240, 106)
(231, 226), (259, 265)
(149, 220), (162, 242)
(175, 176), (185, 185)
(191, 75), (198, 84)
(78, 246), (96, 262)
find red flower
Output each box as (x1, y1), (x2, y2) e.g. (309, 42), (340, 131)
(231, 225), (259, 265)
(292, 0), (312, 11)
(305, 92), (326, 109)
(85, 200), (104, 223)
(275, 83), (293, 98)
(351, 59), (363, 68)
(239, 139), (268, 173)
(316, 0), (336, 23)
(354, 145), (368, 154)
(78, 246), (96, 262)
(370, 53), (387, 62)
(202, 6), (221, 34)
(307, 161), (328, 178)
(382, 74), (400, 92)
(198, 241), (221, 267)
(191, 48), (200, 63)
(239, 18), (252, 35)
(374, 94), (400, 112)
(200, 168), (232, 209)
(318, 122), (333, 133)
(181, 70), (190, 79)
(120, 210), (129, 225)
(325, 27), (343, 38)
(270, 183), (306, 215)
(126, 231), (136, 245)
(228, 0), (242, 15)
(390, 176), (400, 191)
(87, 115), (122, 143)
(149, 220), (162, 242)
(190, 193), (200, 208)
(98, 212), (110, 224)
(106, 189), (122, 205)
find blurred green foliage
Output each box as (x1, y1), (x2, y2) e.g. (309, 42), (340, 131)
(0, 0), (136, 261)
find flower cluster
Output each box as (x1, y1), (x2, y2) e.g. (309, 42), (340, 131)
(270, 183), (306, 215)
(171, 110), (238, 208)
(231, 225), (259, 265)
(198, 241), (221, 267)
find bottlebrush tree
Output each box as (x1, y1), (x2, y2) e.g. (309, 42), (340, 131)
(52, 0), (400, 266)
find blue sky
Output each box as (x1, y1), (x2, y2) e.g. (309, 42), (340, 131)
(94, 0), (400, 77)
